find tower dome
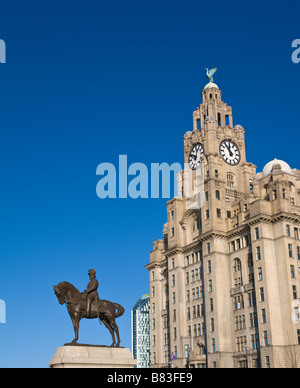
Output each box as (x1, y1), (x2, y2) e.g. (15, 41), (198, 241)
(204, 82), (219, 90)
(262, 158), (292, 177)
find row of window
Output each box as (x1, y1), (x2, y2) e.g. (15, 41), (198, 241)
(229, 236), (250, 252)
(234, 289), (265, 310)
(234, 284), (299, 312)
(152, 329), (300, 368)
(271, 188), (296, 204)
(288, 243), (300, 259)
(235, 309), (267, 331)
(286, 225), (300, 239)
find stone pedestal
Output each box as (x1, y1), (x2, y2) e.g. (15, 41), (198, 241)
(49, 345), (137, 368)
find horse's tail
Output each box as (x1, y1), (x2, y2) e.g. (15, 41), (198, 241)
(114, 303), (125, 318)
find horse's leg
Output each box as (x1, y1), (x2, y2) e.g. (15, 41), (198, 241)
(102, 317), (116, 347)
(71, 312), (80, 344)
(110, 318), (121, 347)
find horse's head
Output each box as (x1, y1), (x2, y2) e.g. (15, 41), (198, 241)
(53, 281), (80, 305)
(53, 283), (66, 305)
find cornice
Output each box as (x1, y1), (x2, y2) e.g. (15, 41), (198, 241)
(246, 211), (300, 226)
(145, 260), (167, 271)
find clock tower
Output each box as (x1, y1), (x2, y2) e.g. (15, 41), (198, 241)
(146, 78), (300, 368)
(182, 81), (256, 236)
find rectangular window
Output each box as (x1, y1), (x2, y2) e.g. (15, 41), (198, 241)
(207, 242), (211, 254)
(211, 318), (215, 332)
(293, 285), (297, 300)
(250, 312), (258, 328)
(291, 265), (295, 279)
(289, 244), (293, 258)
(234, 295), (244, 310)
(260, 287), (265, 302)
(248, 292), (256, 307)
(258, 267), (263, 281)
(263, 331), (269, 346)
(212, 338), (216, 353)
(256, 246), (261, 261)
(152, 286), (155, 297)
(251, 334), (260, 350)
(172, 292), (176, 304)
(255, 227), (260, 239)
(217, 208), (221, 218)
(295, 307), (300, 322)
(287, 224), (291, 237)
(208, 260), (212, 273)
(191, 270), (195, 282)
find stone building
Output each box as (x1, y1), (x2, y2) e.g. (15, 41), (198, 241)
(145, 81), (300, 368)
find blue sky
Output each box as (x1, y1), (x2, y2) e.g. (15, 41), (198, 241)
(0, 0), (299, 367)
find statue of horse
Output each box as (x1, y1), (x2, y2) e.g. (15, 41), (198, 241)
(53, 281), (125, 347)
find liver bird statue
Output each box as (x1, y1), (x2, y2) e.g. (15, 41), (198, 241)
(205, 68), (217, 83)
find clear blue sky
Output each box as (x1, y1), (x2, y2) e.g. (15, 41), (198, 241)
(0, 0), (299, 367)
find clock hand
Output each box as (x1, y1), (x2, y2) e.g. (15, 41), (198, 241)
(225, 143), (233, 157)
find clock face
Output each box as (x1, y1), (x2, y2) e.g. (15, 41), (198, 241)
(189, 143), (204, 170)
(219, 140), (240, 165)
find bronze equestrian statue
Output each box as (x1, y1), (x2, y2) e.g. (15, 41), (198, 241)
(53, 269), (125, 347)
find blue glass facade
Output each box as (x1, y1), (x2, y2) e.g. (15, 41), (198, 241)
(131, 295), (151, 368)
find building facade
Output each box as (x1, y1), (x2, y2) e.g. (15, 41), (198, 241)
(145, 81), (300, 368)
(131, 294), (151, 368)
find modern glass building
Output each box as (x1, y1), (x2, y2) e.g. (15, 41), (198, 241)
(131, 294), (151, 368)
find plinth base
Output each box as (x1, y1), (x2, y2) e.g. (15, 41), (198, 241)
(49, 345), (137, 368)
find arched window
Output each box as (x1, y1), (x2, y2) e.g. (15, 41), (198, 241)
(233, 258), (243, 287)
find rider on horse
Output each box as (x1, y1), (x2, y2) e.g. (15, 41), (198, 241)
(83, 269), (100, 318)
